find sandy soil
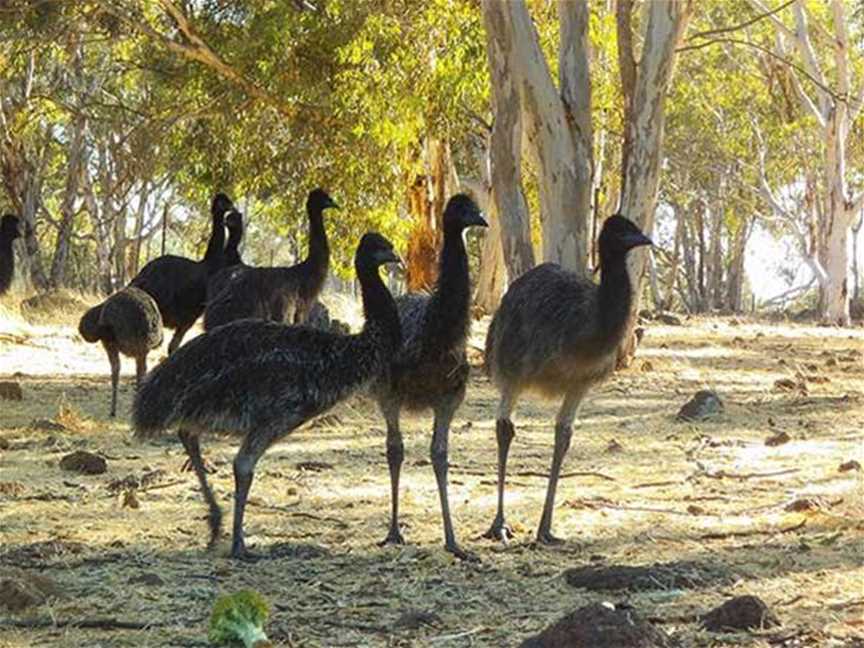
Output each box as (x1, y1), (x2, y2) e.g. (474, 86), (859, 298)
(0, 306), (862, 647)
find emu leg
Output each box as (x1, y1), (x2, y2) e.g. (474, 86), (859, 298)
(135, 355), (147, 389)
(230, 436), (268, 560)
(431, 398), (476, 561)
(167, 323), (191, 355)
(178, 429), (223, 550)
(379, 402), (405, 546)
(536, 390), (583, 545)
(484, 392), (517, 543)
(105, 344), (120, 418)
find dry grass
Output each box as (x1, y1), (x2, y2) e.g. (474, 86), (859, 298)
(0, 311), (862, 647)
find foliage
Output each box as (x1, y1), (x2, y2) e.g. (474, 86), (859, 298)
(208, 590), (272, 648)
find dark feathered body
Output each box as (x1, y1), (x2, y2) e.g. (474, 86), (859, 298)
(483, 215), (652, 545)
(132, 232), (400, 558)
(79, 287), (163, 356)
(0, 214), (22, 296)
(372, 194), (486, 559)
(79, 286), (163, 417)
(485, 262), (631, 398)
(134, 319), (392, 440)
(203, 190), (333, 331)
(131, 194), (232, 353)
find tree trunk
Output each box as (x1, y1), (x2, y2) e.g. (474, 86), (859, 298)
(49, 113), (88, 289)
(616, 0), (692, 367)
(482, 0), (535, 280)
(726, 217), (751, 313)
(466, 142), (507, 314)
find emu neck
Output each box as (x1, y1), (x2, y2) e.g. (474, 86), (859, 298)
(299, 207), (329, 298)
(427, 225), (470, 349)
(358, 263), (401, 355)
(596, 252), (633, 349)
(224, 228), (243, 267)
(0, 235), (14, 294)
(202, 214), (226, 271)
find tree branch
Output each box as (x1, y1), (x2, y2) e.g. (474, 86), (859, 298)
(95, 0), (299, 119)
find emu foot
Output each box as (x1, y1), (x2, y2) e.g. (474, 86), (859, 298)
(180, 457), (217, 474)
(482, 517), (513, 544)
(446, 541), (479, 563)
(378, 527), (406, 547)
(535, 529), (566, 546)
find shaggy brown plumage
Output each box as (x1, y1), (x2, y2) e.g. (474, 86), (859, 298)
(484, 214), (652, 544)
(79, 286), (163, 417)
(133, 232), (401, 559)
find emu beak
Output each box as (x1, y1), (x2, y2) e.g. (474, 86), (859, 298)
(470, 212), (488, 228)
(624, 231), (653, 249)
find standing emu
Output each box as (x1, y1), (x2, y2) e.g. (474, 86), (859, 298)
(204, 189), (337, 330)
(133, 233), (401, 559)
(207, 209), (247, 300)
(484, 214), (652, 544)
(130, 193), (233, 353)
(0, 214), (23, 296)
(79, 287), (163, 417)
(373, 194), (487, 560)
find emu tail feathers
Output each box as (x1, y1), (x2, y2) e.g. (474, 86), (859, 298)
(78, 304), (105, 343)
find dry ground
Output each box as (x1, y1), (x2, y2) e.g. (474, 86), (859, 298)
(0, 297), (862, 647)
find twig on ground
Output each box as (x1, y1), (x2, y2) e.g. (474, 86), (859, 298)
(0, 617), (167, 630)
(429, 626), (487, 642)
(699, 519), (806, 540)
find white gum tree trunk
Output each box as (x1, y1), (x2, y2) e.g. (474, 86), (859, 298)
(750, 0), (864, 325)
(482, 0), (536, 280)
(616, 0), (692, 365)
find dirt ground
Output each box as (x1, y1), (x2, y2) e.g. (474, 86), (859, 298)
(0, 300), (862, 647)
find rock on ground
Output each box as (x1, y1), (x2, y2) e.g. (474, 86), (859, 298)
(700, 595), (780, 632)
(676, 390), (724, 421)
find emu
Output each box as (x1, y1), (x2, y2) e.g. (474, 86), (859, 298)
(373, 194), (487, 560)
(0, 214), (23, 296)
(483, 214), (652, 544)
(204, 189), (337, 330)
(78, 287), (163, 417)
(130, 193), (233, 353)
(133, 233), (401, 559)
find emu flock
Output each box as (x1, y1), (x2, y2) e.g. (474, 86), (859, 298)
(0, 194), (652, 561)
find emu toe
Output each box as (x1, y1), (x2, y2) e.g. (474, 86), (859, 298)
(379, 528), (407, 547)
(446, 542), (479, 563)
(180, 457), (217, 474)
(535, 529), (566, 546)
(482, 517), (513, 544)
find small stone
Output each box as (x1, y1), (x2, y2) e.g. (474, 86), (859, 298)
(606, 439), (624, 454)
(701, 595), (780, 632)
(59, 450), (107, 475)
(784, 497), (823, 512)
(393, 609), (442, 630)
(839, 460), (861, 473)
(676, 390), (724, 422)
(0, 381), (23, 401)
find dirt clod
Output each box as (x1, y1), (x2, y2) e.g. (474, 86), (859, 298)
(676, 390), (724, 421)
(564, 561), (733, 592)
(520, 602), (678, 648)
(765, 430), (791, 446)
(839, 460), (861, 472)
(0, 381), (23, 401)
(59, 450), (107, 475)
(700, 595), (780, 632)
(0, 570), (59, 612)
